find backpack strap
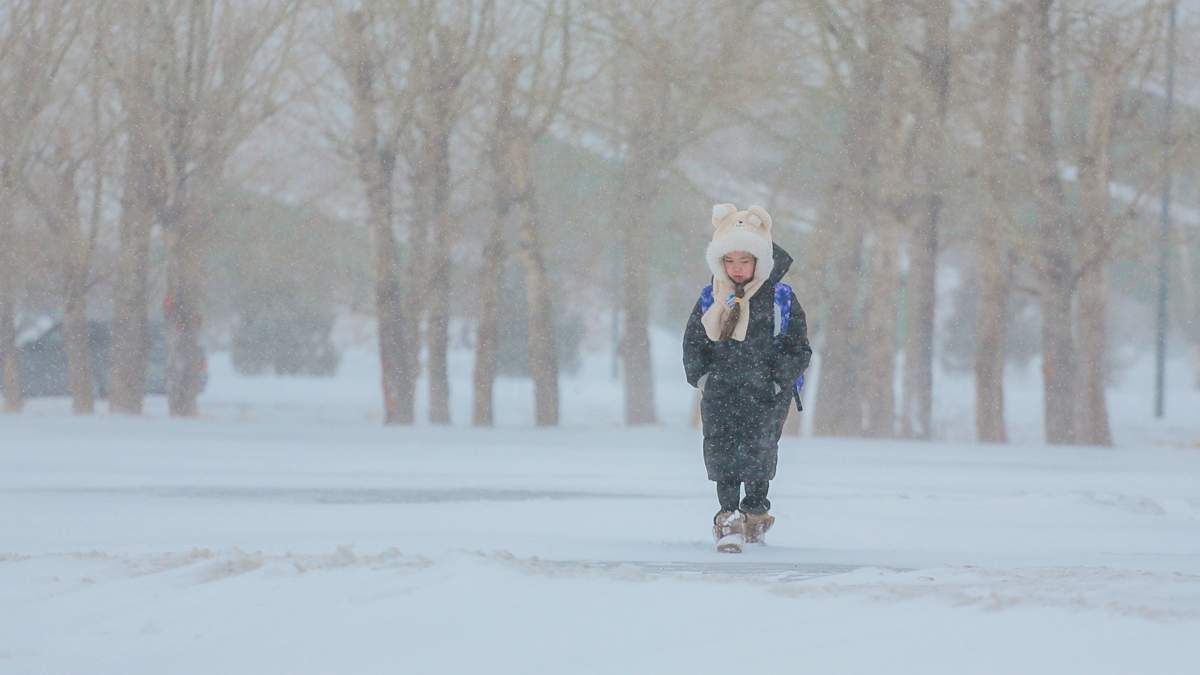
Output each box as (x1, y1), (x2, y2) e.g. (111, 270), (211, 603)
(698, 281), (804, 410)
(773, 282), (792, 336)
(699, 282), (795, 336)
(773, 282), (805, 411)
(699, 284), (715, 314)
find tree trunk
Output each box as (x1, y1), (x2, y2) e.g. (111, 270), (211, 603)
(812, 201), (864, 437)
(372, 199), (412, 425)
(109, 15), (160, 416)
(1075, 27), (1119, 447)
(516, 193), (559, 427)
(161, 167), (215, 419)
(63, 290), (94, 414)
(861, 48), (911, 439)
(164, 224), (206, 418)
(399, 171), (427, 424)
(108, 149), (154, 414)
(1176, 221), (1200, 389)
(426, 124), (453, 425)
(0, 205), (22, 413)
(619, 154), (658, 426)
(902, 213), (938, 439)
(901, 0), (950, 440)
(1195, 346), (1200, 390)
(1025, 0), (1078, 444)
(1039, 274), (1076, 443)
(56, 162), (95, 415)
(862, 230), (898, 437)
(492, 114), (560, 427)
(621, 225), (656, 425)
(0, 265), (20, 414)
(974, 8), (1019, 444)
(472, 217), (505, 427)
(813, 3), (894, 437)
(1076, 256), (1110, 445)
(794, 209), (835, 355)
(361, 145), (412, 425)
(341, 11), (416, 425)
(476, 57), (518, 428)
(975, 241), (1013, 443)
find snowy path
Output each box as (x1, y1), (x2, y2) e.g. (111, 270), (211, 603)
(4, 413), (1200, 674)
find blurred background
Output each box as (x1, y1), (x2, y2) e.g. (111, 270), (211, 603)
(1, 0), (1198, 446)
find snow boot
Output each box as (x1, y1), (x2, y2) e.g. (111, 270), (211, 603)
(742, 511), (775, 545)
(713, 510), (745, 553)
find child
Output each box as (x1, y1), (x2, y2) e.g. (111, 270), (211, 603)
(682, 204), (812, 553)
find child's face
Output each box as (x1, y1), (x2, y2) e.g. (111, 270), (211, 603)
(722, 252), (756, 284)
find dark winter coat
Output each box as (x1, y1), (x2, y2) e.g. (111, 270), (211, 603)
(682, 243), (812, 482)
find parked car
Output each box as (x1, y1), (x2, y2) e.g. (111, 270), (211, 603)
(4, 321), (206, 398)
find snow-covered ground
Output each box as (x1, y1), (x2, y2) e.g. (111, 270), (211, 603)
(3, 339), (1199, 674)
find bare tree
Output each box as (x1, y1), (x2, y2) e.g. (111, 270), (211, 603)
(1014, 0), (1162, 445)
(20, 6), (122, 415)
(971, 5), (1020, 444)
(22, 138), (112, 414)
(30, 149), (98, 415)
(410, 0), (495, 425)
(1072, 4), (1162, 446)
(798, 1), (948, 440)
(103, 0), (301, 417)
(334, 5), (420, 425)
(861, 53), (913, 438)
(472, 175), (505, 426)
(583, 0), (755, 425)
(0, 0), (82, 413)
(105, 1), (162, 415)
(475, 1), (570, 427)
(1022, 0), (1080, 444)
(808, 0), (898, 437)
(900, 0), (951, 440)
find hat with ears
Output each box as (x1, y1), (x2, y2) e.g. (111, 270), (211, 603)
(705, 203), (774, 285)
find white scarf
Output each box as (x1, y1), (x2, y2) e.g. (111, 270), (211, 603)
(700, 274), (768, 342)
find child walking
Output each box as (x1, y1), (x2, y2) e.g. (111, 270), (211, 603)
(682, 204), (812, 553)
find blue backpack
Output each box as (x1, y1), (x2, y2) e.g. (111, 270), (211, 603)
(699, 282), (805, 411)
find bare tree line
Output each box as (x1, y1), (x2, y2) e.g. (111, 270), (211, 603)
(781, 0), (1185, 445)
(0, 0), (1196, 446)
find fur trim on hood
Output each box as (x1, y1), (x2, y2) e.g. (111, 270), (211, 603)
(705, 203), (775, 286)
(701, 204), (775, 342)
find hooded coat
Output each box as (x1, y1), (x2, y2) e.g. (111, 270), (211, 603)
(683, 243), (812, 482)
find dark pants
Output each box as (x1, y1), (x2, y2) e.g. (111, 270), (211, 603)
(716, 480), (770, 514)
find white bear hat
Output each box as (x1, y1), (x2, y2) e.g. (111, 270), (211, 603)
(705, 203), (775, 285)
